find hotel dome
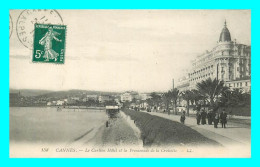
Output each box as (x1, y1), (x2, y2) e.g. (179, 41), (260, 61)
(219, 20), (231, 42)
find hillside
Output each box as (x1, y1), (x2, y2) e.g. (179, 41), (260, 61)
(10, 89), (121, 98)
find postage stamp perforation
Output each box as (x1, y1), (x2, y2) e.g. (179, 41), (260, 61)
(32, 23), (67, 65)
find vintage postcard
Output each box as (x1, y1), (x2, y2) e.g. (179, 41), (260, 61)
(9, 10), (251, 158)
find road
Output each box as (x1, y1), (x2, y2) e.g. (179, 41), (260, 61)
(141, 110), (251, 149)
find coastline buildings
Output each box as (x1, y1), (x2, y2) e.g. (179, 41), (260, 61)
(98, 95), (111, 103)
(120, 92), (133, 102)
(120, 91), (151, 103)
(176, 21), (251, 93)
(86, 95), (98, 101)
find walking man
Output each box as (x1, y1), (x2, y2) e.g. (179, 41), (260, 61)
(214, 112), (219, 128)
(196, 111), (201, 125)
(220, 109), (228, 128)
(180, 111), (186, 124)
(201, 109), (207, 125)
(207, 109), (213, 125)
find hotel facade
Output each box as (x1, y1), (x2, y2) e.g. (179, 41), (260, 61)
(176, 21), (251, 93)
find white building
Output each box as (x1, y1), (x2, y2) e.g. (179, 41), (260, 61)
(176, 21), (251, 93)
(139, 101), (148, 108)
(120, 92), (132, 102)
(98, 95), (110, 103)
(82, 98), (87, 102)
(56, 100), (65, 106)
(86, 95), (98, 101)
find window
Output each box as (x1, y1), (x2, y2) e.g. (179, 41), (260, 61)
(246, 82), (248, 86)
(240, 83), (242, 87)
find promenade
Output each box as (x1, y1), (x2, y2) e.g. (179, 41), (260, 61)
(141, 110), (251, 148)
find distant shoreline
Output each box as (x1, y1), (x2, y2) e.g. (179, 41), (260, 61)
(9, 106), (106, 110)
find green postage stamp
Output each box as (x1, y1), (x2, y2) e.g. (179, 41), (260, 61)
(33, 24), (66, 64)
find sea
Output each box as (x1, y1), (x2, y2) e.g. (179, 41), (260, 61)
(10, 107), (108, 144)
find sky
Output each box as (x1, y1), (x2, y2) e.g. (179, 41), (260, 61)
(9, 10), (251, 92)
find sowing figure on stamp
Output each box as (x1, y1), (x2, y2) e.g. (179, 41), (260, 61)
(39, 27), (62, 61)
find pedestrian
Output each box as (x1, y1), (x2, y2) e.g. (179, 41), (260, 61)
(207, 109), (213, 125)
(211, 110), (215, 124)
(180, 111), (186, 124)
(201, 109), (207, 125)
(196, 110), (201, 125)
(183, 109), (186, 116)
(214, 112), (220, 128)
(220, 109), (228, 128)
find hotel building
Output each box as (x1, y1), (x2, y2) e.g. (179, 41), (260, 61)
(176, 21), (251, 93)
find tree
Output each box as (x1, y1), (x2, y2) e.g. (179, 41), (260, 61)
(132, 97), (137, 103)
(181, 90), (193, 116)
(150, 92), (161, 111)
(242, 91), (251, 106)
(146, 98), (153, 107)
(162, 91), (172, 114)
(196, 78), (227, 108)
(122, 101), (131, 109)
(190, 89), (204, 106)
(231, 89), (246, 106)
(220, 88), (251, 107)
(170, 88), (180, 115)
(104, 100), (117, 106)
(218, 89), (232, 107)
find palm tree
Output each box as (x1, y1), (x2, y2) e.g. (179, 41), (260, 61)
(171, 88), (180, 115)
(146, 98), (153, 107)
(191, 89), (203, 106)
(228, 88), (249, 106)
(181, 90), (193, 116)
(219, 89), (232, 107)
(196, 78), (227, 108)
(150, 92), (161, 111)
(162, 91), (172, 114)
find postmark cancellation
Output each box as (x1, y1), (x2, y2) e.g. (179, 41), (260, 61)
(16, 9), (63, 49)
